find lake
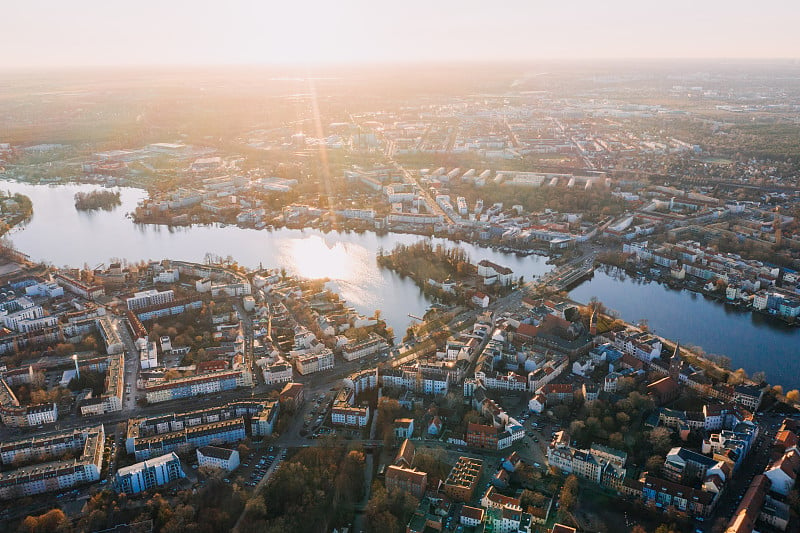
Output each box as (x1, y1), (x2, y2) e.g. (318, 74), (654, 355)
(0, 181), (552, 341)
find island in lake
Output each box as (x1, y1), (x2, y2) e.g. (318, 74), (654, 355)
(74, 190), (121, 211)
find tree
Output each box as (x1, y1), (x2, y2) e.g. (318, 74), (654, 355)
(412, 449), (450, 481)
(20, 509), (71, 533)
(787, 389), (800, 404)
(520, 489), (547, 509)
(649, 427), (673, 456)
(616, 377), (636, 394)
(553, 404), (571, 421)
(646, 455), (665, 474)
(558, 475), (579, 512)
(54, 343), (75, 356)
(728, 368), (748, 386)
(238, 442), (251, 458)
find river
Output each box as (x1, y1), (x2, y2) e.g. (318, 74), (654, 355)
(0, 181), (552, 342)
(571, 266), (800, 390)
(3, 181), (798, 389)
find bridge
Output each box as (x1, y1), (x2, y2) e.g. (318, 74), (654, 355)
(534, 259), (595, 292)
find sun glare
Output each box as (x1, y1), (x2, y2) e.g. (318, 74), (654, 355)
(289, 236), (354, 280)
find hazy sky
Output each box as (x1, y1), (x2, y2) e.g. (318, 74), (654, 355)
(4, 0), (799, 68)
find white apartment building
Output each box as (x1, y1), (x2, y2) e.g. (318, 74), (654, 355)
(23, 403), (58, 426)
(342, 334), (389, 361)
(154, 269), (179, 283)
(96, 317), (125, 355)
(294, 349), (334, 375)
(1, 304), (45, 332)
(139, 339), (159, 370)
(343, 368), (379, 395)
(114, 452), (185, 494)
(126, 289), (175, 311)
(262, 361), (293, 385)
(196, 446), (240, 472)
(0, 425), (104, 500)
(144, 370), (252, 404)
(16, 315), (59, 333)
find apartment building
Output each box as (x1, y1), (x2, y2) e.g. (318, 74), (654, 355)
(638, 475), (717, 518)
(343, 368), (379, 395)
(279, 382), (304, 408)
(1, 401), (58, 427)
(126, 400), (277, 460)
(126, 289), (175, 311)
(733, 385), (763, 411)
(0, 425), (104, 500)
(196, 446), (240, 472)
(0, 377), (57, 427)
(385, 465), (428, 498)
(342, 333), (389, 361)
(664, 447), (722, 485)
(144, 369), (252, 404)
(466, 423), (500, 449)
(133, 418), (246, 461)
(115, 452), (185, 494)
(547, 432), (627, 488)
(294, 349), (334, 375)
(261, 361), (293, 385)
(134, 297), (203, 321)
(138, 338), (159, 370)
(79, 354), (124, 416)
(54, 273), (104, 300)
(443, 457), (483, 502)
(330, 388), (370, 428)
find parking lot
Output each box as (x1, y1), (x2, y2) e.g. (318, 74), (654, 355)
(230, 446), (286, 489)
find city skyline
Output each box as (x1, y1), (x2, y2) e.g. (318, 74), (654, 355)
(3, 0), (800, 69)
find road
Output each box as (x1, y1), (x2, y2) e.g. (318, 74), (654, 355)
(705, 412), (784, 531)
(114, 315), (142, 412)
(352, 451), (375, 533)
(390, 158), (455, 225)
(233, 301), (256, 383)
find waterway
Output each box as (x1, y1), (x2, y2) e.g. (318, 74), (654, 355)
(0, 181), (552, 342)
(572, 266), (800, 390)
(3, 181), (798, 389)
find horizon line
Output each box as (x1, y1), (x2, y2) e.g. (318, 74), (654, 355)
(1, 57), (800, 73)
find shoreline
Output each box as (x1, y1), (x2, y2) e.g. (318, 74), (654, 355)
(596, 261), (800, 329)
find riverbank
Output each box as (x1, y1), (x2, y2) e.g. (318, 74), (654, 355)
(570, 266), (800, 389)
(596, 259), (800, 328)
